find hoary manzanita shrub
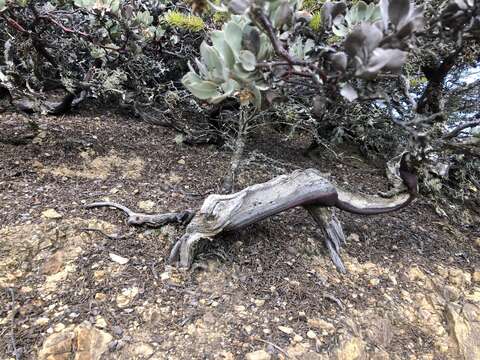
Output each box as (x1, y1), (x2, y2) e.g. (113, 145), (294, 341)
(183, 0), (425, 106)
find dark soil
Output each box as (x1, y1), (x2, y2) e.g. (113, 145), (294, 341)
(0, 109), (479, 359)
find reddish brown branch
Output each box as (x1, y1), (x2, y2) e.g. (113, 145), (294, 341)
(1, 14), (28, 33)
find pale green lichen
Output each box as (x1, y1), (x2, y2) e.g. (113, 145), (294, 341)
(164, 11), (205, 32)
(309, 11), (322, 31)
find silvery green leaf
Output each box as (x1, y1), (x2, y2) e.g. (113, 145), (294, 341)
(242, 26), (261, 56)
(224, 21), (243, 53)
(273, 1), (293, 29)
(221, 79), (240, 93)
(321, 1), (347, 29)
(110, 0), (120, 13)
(332, 23), (348, 37)
(0, 0), (6, 11)
(207, 0), (229, 12)
(211, 31), (226, 53)
(228, 0), (250, 14)
(239, 50), (257, 71)
(356, 1), (368, 21)
(379, 0), (389, 29)
(388, 0), (411, 27)
(200, 42), (223, 72)
(182, 73), (219, 99)
(257, 34), (274, 60)
(223, 42), (236, 68)
(195, 58), (210, 78)
(90, 46), (106, 59)
(340, 83), (358, 102)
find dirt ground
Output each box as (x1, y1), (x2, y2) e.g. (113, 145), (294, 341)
(1, 110), (479, 360)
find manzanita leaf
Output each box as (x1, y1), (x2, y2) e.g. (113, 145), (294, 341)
(321, 1), (347, 29)
(357, 48), (406, 78)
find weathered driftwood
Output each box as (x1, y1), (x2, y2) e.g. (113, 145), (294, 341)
(167, 166), (416, 269)
(87, 157), (416, 272)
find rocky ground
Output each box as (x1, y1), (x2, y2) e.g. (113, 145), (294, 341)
(0, 110), (479, 360)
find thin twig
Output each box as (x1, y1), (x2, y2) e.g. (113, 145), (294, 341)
(79, 227), (127, 240)
(253, 337), (290, 358)
(7, 288), (21, 360)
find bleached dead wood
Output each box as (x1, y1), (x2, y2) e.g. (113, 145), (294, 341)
(87, 159), (416, 272)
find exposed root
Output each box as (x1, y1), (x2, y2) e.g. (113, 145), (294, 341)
(85, 201), (194, 227)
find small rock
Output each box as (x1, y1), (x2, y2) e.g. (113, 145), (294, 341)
(137, 200), (155, 212)
(95, 316), (108, 329)
(177, 159), (186, 165)
(112, 326), (123, 337)
(116, 287), (139, 308)
(293, 334), (303, 342)
(160, 272), (170, 281)
(234, 305), (246, 312)
(132, 342), (154, 357)
(278, 326), (294, 335)
(347, 233), (360, 242)
(54, 323), (66, 332)
(308, 318), (334, 331)
(369, 278), (380, 286)
(475, 237), (480, 248)
(473, 270), (480, 284)
(109, 253), (129, 265)
(298, 311), (307, 321)
(407, 266), (425, 282)
(95, 293), (107, 302)
(244, 325), (253, 334)
(41, 209), (62, 219)
(203, 312), (216, 324)
(307, 330), (317, 339)
(245, 349), (271, 360)
(41, 251), (65, 275)
(254, 299), (265, 307)
(93, 271), (106, 282)
(334, 336), (366, 360)
(35, 317), (50, 326)
(38, 322), (112, 360)
(446, 303), (480, 360)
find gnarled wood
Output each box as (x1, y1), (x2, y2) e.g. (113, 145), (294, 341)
(168, 164), (416, 268)
(85, 202), (194, 227)
(87, 157), (417, 271)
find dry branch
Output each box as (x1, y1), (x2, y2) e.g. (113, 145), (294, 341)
(87, 159), (416, 271)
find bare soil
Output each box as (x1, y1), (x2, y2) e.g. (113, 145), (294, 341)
(0, 110), (479, 359)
